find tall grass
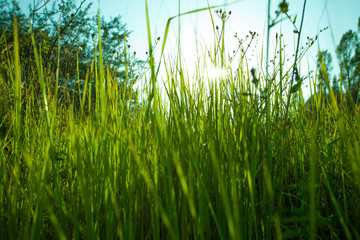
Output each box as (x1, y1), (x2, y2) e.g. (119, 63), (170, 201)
(1, 2), (360, 240)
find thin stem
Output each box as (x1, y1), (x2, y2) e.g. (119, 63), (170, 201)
(284, 0), (307, 126)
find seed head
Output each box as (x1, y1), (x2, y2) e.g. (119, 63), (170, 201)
(279, 1), (289, 14)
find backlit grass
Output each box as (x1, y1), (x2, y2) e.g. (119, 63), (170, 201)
(1, 2), (360, 240)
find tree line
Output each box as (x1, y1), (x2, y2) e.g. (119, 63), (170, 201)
(0, 0), (150, 139)
(316, 17), (360, 103)
(0, 0), (145, 110)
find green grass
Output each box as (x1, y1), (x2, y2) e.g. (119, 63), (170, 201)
(1, 3), (360, 240)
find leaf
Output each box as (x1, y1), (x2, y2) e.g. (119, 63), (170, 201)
(293, 15), (297, 24)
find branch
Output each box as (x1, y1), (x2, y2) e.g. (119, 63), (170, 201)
(1, 0), (53, 44)
(46, 0), (88, 63)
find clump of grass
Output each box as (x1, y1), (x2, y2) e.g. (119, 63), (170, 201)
(1, 1), (360, 240)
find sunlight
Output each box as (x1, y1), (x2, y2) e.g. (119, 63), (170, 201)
(206, 65), (229, 81)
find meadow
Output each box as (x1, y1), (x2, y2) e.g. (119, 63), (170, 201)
(1, 1), (360, 239)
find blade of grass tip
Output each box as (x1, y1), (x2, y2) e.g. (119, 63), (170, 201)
(81, 71), (89, 119)
(155, 0), (242, 78)
(13, 18), (21, 166)
(77, 48), (81, 102)
(93, 41), (99, 120)
(220, 9), (227, 67)
(8, 22), (22, 236)
(207, 4), (218, 66)
(89, 59), (94, 115)
(144, 0), (155, 101)
(144, 0), (159, 133)
(177, 0), (181, 78)
(97, 7), (106, 124)
(51, 22), (61, 121)
(279, 26), (284, 98)
(265, 0), (271, 86)
(123, 34), (129, 103)
(29, 21), (54, 148)
(284, 0), (307, 123)
(29, 18), (62, 211)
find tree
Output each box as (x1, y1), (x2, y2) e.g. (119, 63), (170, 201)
(0, 0), (27, 73)
(352, 17), (360, 98)
(0, 0), (143, 108)
(336, 30), (360, 96)
(316, 50), (333, 94)
(332, 76), (340, 95)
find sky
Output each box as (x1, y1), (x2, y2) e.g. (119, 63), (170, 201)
(18, 0), (360, 97)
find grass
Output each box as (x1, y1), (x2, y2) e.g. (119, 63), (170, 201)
(1, 1), (360, 240)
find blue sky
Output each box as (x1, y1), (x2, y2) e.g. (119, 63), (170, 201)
(19, 0), (360, 95)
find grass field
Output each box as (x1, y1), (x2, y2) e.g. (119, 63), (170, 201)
(1, 2), (360, 240)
